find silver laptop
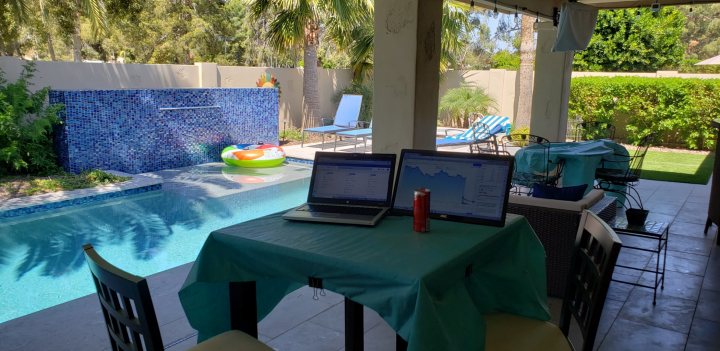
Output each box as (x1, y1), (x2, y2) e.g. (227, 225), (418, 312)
(283, 152), (396, 226)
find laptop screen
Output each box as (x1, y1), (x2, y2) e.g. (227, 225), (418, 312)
(308, 152), (396, 206)
(391, 149), (514, 226)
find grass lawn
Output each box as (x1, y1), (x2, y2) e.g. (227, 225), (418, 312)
(639, 149), (715, 184)
(0, 170), (130, 200)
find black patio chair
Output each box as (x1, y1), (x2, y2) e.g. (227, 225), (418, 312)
(499, 133), (564, 194)
(594, 133), (655, 209)
(484, 210), (623, 351)
(83, 244), (272, 351)
(575, 121), (616, 142)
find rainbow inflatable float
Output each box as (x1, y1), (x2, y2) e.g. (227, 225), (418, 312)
(221, 143), (286, 168)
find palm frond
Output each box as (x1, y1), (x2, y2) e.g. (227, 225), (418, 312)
(81, 0), (109, 37)
(268, 10), (306, 50)
(439, 86), (497, 126)
(247, 0), (273, 19)
(4, 0), (29, 23)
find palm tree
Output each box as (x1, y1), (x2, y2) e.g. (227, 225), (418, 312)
(514, 14), (534, 129)
(439, 85), (497, 128)
(331, 1), (470, 84)
(2, 0), (107, 61)
(69, 0), (108, 61)
(246, 0), (373, 129)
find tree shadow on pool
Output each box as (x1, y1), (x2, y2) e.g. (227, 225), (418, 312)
(0, 176), (308, 280)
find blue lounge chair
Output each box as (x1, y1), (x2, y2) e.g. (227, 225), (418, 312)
(334, 120), (372, 151)
(436, 115), (510, 152)
(302, 94), (363, 149)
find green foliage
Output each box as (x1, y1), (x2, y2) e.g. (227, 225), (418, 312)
(679, 4), (720, 63)
(439, 86), (497, 128)
(1, 170), (130, 198)
(569, 77), (720, 150)
(574, 8), (686, 72)
(509, 127), (530, 147)
(490, 50), (519, 70)
(336, 81), (373, 123)
(0, 62), (63, 175)
(279, 127), (303, 141)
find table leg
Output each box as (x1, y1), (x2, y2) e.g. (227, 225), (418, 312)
(345, 297), (363, 351)
(662, 229), (668, 289)
(396, 334), (408, 351)
(229, 281), (258, 338)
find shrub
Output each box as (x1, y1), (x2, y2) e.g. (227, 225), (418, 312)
(509, 127), (531, 147)
(336, 81), (373, 123)
(279, 127), (303, 141)
(0, 62), (64, 175)
(569, 77), (720, 150)
(439, 85), (497, 128)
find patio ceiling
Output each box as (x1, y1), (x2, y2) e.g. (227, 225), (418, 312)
(466, 0), (720, 21)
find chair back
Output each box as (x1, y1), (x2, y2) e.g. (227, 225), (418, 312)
(473, 115), (510, 135)
(577, 122), (616, 141)
(559, 211), (622, 351)
(83, 244), (164, 351)
(333, 94), (363, 127)
(627, 133), (654, 178)
(499, 133), (563, 191)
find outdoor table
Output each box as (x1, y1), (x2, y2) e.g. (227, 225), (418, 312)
(514, 139), (629, 194)
(178, 213), (550, 351)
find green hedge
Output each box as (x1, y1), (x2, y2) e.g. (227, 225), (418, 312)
(569, 77), (720, 150)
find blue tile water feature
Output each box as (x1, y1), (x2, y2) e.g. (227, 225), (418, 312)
(49, 88), (279, 174)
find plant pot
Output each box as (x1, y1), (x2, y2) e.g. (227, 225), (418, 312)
(626, 208), (649, 226)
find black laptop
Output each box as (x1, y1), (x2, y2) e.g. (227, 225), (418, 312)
(391, 149), (514, 227)
(283, 152), (397, 226)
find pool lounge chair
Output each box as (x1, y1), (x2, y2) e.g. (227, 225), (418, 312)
(302, 94), (363, 149)
(436, 115), (510, 153)
(334, 120), (372, 151)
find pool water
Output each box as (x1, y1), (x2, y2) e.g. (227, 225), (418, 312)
(0, 164), (311, 323)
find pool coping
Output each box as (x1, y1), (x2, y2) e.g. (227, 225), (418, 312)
(0, 171), (163, 219)
(0, 159), (314, 219)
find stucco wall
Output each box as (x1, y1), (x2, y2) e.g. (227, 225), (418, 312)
(4, 56), (720, 131)
(440, 69), (519, 125)
(218, 66), (352, 129)
(0, 56), (198, 89)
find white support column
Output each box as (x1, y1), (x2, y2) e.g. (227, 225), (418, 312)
(530, 22), (574, 142)
(195, 62), (219, 88)
(372, 0), (443, 154)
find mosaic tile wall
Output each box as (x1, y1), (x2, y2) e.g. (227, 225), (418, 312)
(50, 88), (279, 174)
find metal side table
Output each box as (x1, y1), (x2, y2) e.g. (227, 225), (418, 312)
(610, 218), (669, 305)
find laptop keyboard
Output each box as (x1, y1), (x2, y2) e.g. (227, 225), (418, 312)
(304, 204), (383, 216)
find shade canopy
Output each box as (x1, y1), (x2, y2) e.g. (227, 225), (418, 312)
(696, 55), (720, 66)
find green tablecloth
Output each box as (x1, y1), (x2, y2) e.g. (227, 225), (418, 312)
(515, 140), (629, 194)
(179, 213), (550, 351)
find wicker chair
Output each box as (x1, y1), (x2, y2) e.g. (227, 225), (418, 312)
(507, 190), (616, 297)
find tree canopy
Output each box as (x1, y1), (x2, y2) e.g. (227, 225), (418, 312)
(573, 8), (686, 72)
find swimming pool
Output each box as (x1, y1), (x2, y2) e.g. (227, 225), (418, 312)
(0, 163), (311, 323)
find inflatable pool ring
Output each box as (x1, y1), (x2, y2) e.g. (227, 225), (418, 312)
(221, 143), (286, 168)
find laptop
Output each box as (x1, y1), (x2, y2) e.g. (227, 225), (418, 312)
(283, 152), (397, 226)
(391, 149), (514, 227)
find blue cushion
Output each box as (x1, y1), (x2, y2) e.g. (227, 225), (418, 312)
(555, 184), (588, 201)
(531, 184), (588, 201)
(531, 184), (559, 199)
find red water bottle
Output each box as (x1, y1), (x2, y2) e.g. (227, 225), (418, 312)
(413, 190), (427, 232)
(423, 188), (431, 231)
